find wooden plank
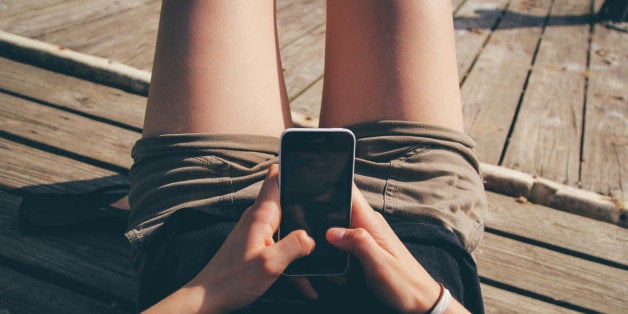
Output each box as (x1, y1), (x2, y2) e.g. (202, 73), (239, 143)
(0, 57), (146, 130)
(452, 0), (466, 12)
(502, 0), (590, 187)
(0, 188), (136, 310)
(37, 1), (161, 71)
(277, 0), (325, 49)
(460, 0), (552, 164)
(0, 0), (155, 39)
(276, 0), (296, 11)
(34, 0), (325, 74)
(0, 0), (68, 19)
(0, 264), (128, 314)
(486, 191), (628, 266)
(481, 284), (577, 313)
(581, 7), (628, 202)
(476, 233), (628, 313)
(290, 77), (323, 125)
(0, 92), (139, 170)
(454, 0), (511, 81)
(281, 24), (326, 101)
(0, 137), (124, 193)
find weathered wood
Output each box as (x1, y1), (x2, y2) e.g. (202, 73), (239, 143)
(0, 30), (152, 95)
(0, 57), (146, 130)
(277, 0), (325, 49)
(290, 77), (323, 126)
(34, 0), (324, 72)
(581, 6), (628, 202)
(281, 24), (326, 101)
(461, 0), (552, 164)
(485, 191), (628, 266)
(0, 0), (155, 38)
(476, 232), (628, 313)
(452, 0), (466, 12)
(0, 137), (124, 193)
(0, 92), (139, 170)
(38, 1), (162, 71)
(454, 0), (511, 81)
(481, 284), (577, 313)
(0, 0), (68, 19)
(482, 164), (626, 227)
(0, 264), (128, 314)
(502, 0), (590, 187)
(0, 189), (136, 310)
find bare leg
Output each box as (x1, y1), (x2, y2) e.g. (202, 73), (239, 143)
(142, 0), (291, 138)
(320, 0), (464, 132)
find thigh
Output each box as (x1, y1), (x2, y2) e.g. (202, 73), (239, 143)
(143, 0), (291, 138)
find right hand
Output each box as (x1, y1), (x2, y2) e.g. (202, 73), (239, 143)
(326, 185), (469, 314)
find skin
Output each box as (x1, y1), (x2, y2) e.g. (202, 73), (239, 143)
(139, 0), (471, 312)
(143, 166), (470, 314)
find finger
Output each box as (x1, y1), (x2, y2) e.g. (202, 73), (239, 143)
(326, 227), (386, 271)
(350, 185), (398, 242)
(241, 164), (281, 230)
(289, 277), (318, 301)
(265, 230), (315, 272)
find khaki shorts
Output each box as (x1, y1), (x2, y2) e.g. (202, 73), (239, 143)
(126, 120), (487, 267)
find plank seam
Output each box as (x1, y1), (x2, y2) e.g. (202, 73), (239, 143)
(0, 30), (624, 226)
(0, 131), (129, 177)
(497, 0), (557, 166)
(458, 0), (513, 86)
(479, 276), (599, 314)
(578, 0), (596, 191)
(0, 233), (135, 312)
(0, 87), (142, 133)
(31, 0), (160, 42)
(485, 227), (628, 270)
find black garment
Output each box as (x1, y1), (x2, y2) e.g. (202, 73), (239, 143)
(137, 209), (484, 313)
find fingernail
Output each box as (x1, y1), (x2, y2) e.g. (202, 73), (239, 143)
(327, 228), (346, 242)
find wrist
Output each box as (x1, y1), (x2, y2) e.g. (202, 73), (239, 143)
(178, 280), (227, 314)
(411, 280), (443, 314)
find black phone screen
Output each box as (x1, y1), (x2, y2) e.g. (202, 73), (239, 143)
(279, 129), (355, 275)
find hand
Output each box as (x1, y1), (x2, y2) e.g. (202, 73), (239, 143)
(144, 165), (315, 314)
(326, 185), (469, 314)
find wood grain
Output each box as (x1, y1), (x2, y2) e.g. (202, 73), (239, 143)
(281, 24), (326, 101)
(277, 0), (325, 49)
(0, 264), (128, 314)
(454, 0), (511, 81)
(486, 191), (628, 266)
(502, 0), (590, 186)
(0, 137), (124, 193)
(38, 1), (161, 71)
(580, 6), (628, 202)
(461, 0), (552, 164)
(481, 284), (577, 313)
(0, 0), (155, 38)
(0, 0), (68, 18)
(0, 92), (139, 170)
(0, 190), (136, 310)
(476, 233), (628, 313)
(0, 57), (146, 130)
(290, 77), (323, 124)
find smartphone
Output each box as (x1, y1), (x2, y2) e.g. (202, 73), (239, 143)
(279, 128), (355, 276)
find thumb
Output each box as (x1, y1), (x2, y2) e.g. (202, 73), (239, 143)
(266, 230), (315, 273)
(326, 227), (385, 270)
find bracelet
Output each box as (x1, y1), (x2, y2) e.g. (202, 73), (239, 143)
(427, 282), (452, 314)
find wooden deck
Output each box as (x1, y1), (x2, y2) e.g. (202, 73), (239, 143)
(0, 0), (626, 313)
